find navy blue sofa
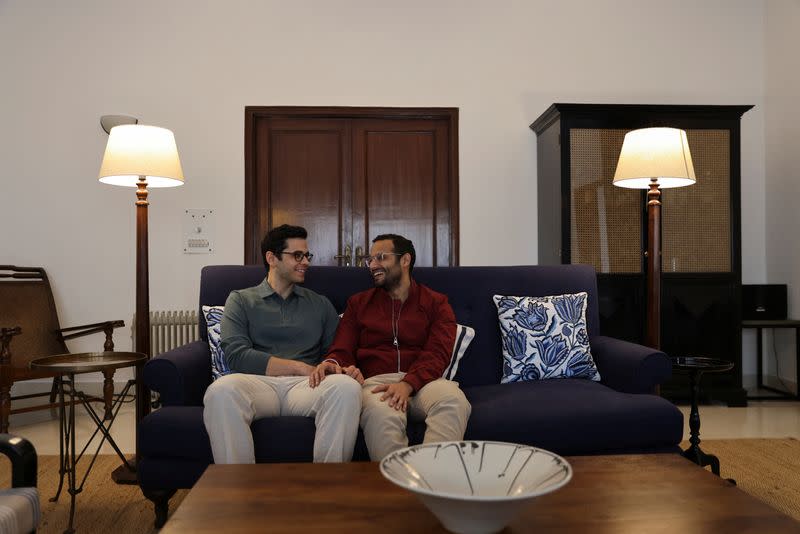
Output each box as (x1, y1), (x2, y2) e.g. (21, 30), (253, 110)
(138, 264), (683, 525)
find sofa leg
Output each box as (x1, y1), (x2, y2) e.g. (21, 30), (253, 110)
(142, 488), (177, 528)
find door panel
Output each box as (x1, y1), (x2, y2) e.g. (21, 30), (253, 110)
(569, 128), (642, 273)
(353, 120), (450, 267)
(255, 118), (351, 266)
(662, 130), (731, 273)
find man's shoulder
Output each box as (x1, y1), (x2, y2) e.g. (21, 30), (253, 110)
(414, 282), (454, 319)
(347, 287), (377, 304)
(415, 282), (449, 303)
(228, 283), (263, 302)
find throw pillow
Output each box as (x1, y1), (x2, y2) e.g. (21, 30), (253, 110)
(443, 324), (475, 381)
(202, 305), (232, 380)
(493, 293), (600, 384)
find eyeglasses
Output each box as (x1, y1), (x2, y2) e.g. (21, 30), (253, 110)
(280, 250), (314, 262)
(363, 252), (403, 266)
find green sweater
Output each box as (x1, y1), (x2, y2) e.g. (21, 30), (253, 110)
(220, 278), (339, 375)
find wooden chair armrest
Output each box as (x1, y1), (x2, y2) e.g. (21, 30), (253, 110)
(58, 320), (125, 335)
(57, 321), (125, 351)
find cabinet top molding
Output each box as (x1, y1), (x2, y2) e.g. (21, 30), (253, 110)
(530, 103), (754, 134)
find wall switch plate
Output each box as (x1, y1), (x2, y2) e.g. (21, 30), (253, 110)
(183, 209), (214, 254)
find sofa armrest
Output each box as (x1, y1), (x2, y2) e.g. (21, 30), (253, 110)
(0, 433), (37, 488)
(144, 340), (212, 407)
(590, 336), (672, 394)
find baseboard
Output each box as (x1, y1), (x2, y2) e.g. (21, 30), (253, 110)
(742, 373), (798, 394)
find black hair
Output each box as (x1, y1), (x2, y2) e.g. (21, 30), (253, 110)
(372, 234), (416, 274)
(261, 224), (308, 271)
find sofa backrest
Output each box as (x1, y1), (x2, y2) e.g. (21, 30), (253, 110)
(199, 264), (599, 388)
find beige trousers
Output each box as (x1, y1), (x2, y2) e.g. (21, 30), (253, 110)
(360, 372), (472, 461)
(203, 373), (361, 464)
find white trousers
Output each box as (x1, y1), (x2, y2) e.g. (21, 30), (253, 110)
(360, 372), (472, 461)
(203, 373), (361, 464)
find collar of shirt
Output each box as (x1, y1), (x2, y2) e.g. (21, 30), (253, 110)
(257, 278), (305, 301)
(375, 278), (420, 308)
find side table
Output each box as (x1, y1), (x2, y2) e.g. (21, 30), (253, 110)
(30, 351), (146, 534)
(671, 356), (734, 478)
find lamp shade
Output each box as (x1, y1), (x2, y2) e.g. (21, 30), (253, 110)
(98, 124), (184, 187)
(613, 127), (695, 189)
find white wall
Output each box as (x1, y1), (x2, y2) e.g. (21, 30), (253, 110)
(764, 0), (800, 389)
(1, 1), (766, 378)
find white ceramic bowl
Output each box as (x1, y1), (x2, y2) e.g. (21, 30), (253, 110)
(380, 441), (572, 534)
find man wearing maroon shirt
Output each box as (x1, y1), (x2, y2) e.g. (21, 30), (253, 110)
(320, 234), (471, 461)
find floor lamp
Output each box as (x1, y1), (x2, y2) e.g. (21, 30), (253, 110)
(613, 127), (696, 350)
(98, 124), (184, 482)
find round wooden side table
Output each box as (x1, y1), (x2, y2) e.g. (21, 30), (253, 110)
(30, 351), (146, 534)
(671, 356), (734, 478)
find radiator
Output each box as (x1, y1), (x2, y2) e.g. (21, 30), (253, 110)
(133, 310), (199, 356)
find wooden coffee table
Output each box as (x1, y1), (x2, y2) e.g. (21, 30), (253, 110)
(161, 454), (797, 533)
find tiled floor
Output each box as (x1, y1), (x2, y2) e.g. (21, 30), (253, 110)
(8, 383), (138, 456)
(6, 383), (800, 456)
(677, 401), (800, 439)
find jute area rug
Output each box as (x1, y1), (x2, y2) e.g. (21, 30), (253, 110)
(1, 439), (798, 532)
(0, 454), (188, 533)
(679, 438), (800, 522)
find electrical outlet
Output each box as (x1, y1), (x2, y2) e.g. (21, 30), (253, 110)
(183, 209), (215, 254)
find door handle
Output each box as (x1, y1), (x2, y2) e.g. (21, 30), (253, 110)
(334, 245), (352, 267)
(355, 246), (367, 267)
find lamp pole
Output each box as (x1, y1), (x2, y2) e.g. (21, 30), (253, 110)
(111, 176), (152, 485)
(135, 175), (152, 422)
(646, 178), (662, 350)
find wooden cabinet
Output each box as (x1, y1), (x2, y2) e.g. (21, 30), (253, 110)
(531, 104), (752, 406)
(244, 107), (459, 268)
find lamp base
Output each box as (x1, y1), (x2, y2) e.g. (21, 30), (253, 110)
(111, 458), (139, 485)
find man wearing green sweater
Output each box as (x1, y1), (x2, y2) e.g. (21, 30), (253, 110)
(203, 225), (362, 464)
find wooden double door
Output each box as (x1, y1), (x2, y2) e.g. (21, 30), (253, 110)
(244, 107), (459, 267)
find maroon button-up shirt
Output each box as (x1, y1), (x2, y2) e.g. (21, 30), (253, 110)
(325, 280), (456, 392)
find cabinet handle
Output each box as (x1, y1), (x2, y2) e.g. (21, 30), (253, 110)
(334, 245), (352, 267)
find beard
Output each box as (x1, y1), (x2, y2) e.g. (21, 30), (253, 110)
(372, 265), (401, 291)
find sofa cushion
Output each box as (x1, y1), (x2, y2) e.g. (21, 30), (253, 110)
(0, 487), (39, 534)
(139, 404), (428, 465)
(494, 293), (600, 383)
(462, 380), (682, 455)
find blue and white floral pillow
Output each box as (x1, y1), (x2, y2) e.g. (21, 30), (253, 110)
(493, 293), (600, 384)
(202, 305), (233, 380)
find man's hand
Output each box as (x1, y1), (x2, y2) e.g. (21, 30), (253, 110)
(342, 365), (364, 385)
(309, 360), (342, 388)
(265, 357), (314, 377)
(372, 381), (413, 412)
